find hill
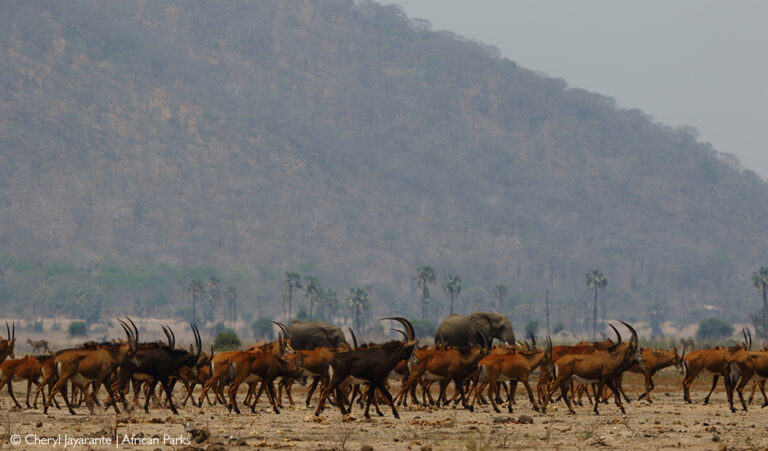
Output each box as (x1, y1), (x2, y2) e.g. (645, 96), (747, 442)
(1, 0), (767, 331)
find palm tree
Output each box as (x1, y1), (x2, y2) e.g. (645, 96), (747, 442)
(442, 274), (462, 315)
(282, 271), (302, 320)
(493, 284), (509, 313)
(187, 279), (204, 326)
(225, 286), (237, 330)
(347, 286), (369, 335)
(586, 270), (607, 339)
(207, 276), (222, 322)
(304, 276), (323, 320)
(753, 266), (768, 337)
(414, 266), (436, 321)
(322, 288), (339, 321)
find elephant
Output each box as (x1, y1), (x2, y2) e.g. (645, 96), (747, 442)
(272, 320), (348, 350)
(434, 312), (515, 348)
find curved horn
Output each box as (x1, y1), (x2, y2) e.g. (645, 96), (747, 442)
(118, 322), (131, 343)
(742, 328), (748, 347)
(435, 332), (446, 349)
(546, 336), (553, 355)
(118, 321), (132, 345)
(390, 328), (408, 340)
(118, 319), (133, 342)
(619, 321), (638, 345)
(193, 324), (202, 359)
(161, 325), (173, 347)
(528, 331), (536, 348)
(347, 327), (358, 350)
(609, 324), (622, 344)
(5, 322), (9, 341)
(166, 326), (176, 349)
(126, 317), (139, 347)
(748, 328), (753, 350)
(268, 320), (289, 338)
(379, 317), (415, 341)
(11, 322), (14, 340)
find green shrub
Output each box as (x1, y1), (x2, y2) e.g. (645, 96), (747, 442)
(68, 321), (87, 337)
(251, 318), (274, 339)
(524, 319), (539, 339)
(409, 319), (436, 338)
(696, 317), (734, 342)
(213, 329), (241, 351)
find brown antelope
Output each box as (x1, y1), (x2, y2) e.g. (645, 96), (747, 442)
(176, 351), (213, 407)
(198, 335), (292, 407)
(542, 321), (645, 415)
(395, 344), (487, 411)
(27, 338), (50, 354)
(0, 322), (16, 363)
(607, 346), (684, 404)
(226, 350), (304, 414)
(0, 355), (44, 409)
(32, 355), (61, 410)
(43, 318), (138, 414)
(537, 330), (621, 405)
(471, 337), (553, 413)
(725, 333), (768, 411)
(682, 344), (744, 407)
(277, 346), (342, 407)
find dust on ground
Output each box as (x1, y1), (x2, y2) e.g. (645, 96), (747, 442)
(0, 371), (764, 450)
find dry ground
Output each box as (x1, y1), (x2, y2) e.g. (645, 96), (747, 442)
(0, 371), (765, 450)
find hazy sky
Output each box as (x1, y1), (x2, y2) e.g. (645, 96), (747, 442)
(386, 1), (768, 178)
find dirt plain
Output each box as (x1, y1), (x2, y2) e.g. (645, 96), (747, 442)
(0, 370), (766, 450)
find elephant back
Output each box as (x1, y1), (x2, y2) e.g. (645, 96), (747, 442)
(435, 314), (474, 347)
(286, 320), (347, 350)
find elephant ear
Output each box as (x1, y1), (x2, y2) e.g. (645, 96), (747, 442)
(470, 313), (493, 345)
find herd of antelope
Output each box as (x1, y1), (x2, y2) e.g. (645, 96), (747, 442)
(0, 318), (767, 419)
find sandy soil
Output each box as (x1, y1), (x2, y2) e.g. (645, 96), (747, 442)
(0, 371), (765, 450)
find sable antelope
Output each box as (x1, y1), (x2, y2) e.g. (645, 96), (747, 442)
(27, 339), (50, 354)
(0, 355), (45, 409)
(542, 321), (645, 415)
(314, 317), (417, 419)
(0, 322), (16, 363)
(114, 323), (202, 414)
(43, 318), (138, 415)
(471, 337), (553, 413)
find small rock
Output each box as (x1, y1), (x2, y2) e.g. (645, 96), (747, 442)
(361, 446), (374, 451)
(420, 447), (432, 451)
(712, 435), (721, 442)
(36, 421), (43, 428)
(518, 415), (534, 424)
(492, 416), (513, 424)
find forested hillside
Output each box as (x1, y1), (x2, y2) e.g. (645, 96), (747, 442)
(1, 0), (767, 332)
